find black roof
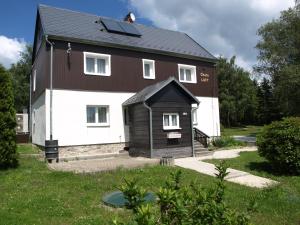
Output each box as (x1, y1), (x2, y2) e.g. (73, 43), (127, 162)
(122, 77), (200, 106)
(38, 4), (216, 62)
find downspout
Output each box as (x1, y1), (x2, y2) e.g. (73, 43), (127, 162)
(29, 72), (32, 139)
(45, 35), (54, 140)
(143, 102), (153, 158)
(191, 104), (199, 157)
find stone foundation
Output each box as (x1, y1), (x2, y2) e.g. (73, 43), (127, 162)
(59, 143), (127, 159)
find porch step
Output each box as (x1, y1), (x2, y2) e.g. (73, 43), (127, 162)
(194, 149), (213, 157)
(193, 141), (213, 157)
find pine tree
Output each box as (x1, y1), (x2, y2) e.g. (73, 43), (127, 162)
(0, 64), (18, 169)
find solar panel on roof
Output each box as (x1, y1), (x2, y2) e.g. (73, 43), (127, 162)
(101, 18), (141, 37)
(118, 22), (141, 37)
(101, 18), (124, 33)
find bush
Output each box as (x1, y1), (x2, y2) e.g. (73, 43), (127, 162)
(0, 65), (18, 169)
(257, 117), (300, 174)
(212, 136), (246, 148)
(114, 162), (251, 225)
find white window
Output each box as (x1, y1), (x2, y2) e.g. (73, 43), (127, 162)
(143, 59), (155, 79)
(86, 105), (109, 126)
(192, 109), (198, 125)
(33, 70), (36, 92)
(163, 113), (180, 130)
(84, 52), (111, 76)
(178, 64), (197, 83)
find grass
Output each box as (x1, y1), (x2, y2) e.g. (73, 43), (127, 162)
(222, 125), (263, 137)
(17, 144), (41, 154)
(210, 136), (246, 150)
(205, 151), (300, 225)
(0, 145), (299, 224)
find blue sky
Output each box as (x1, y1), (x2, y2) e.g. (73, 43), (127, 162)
(0, 0), (152, 43)
(0, 0), (295, 69)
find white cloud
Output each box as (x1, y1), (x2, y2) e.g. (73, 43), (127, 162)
(129, 0), (295, 70)
(0, 35), (26, 69)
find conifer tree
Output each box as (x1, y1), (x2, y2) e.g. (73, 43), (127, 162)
(0, 64), (18, 169)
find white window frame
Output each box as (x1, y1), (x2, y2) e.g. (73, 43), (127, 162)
(163, 113), (180, 130)
(33, 70), (36, 92)
(83, 52), (111, 76)
(192, 108), (198, 125)
(178, 64), (197, 83)
(142, 59), (155, 79)
(86, 105), (110, 127)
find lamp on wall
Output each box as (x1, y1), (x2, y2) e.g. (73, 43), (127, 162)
(67, 42), (72, 54)
(67, 43), (72, 69)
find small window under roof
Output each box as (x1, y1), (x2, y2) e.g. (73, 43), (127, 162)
(101, 18), (141, 37)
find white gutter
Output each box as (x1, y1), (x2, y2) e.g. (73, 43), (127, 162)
(45, 35), (54, 140)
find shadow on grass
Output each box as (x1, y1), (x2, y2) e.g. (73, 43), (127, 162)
(246, 161), (294, 177)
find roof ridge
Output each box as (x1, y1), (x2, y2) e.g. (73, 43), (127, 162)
(38, 4), (186, 35)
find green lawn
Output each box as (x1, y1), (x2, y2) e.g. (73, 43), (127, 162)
(0, 145), (299, 224)
(222, 125), (263, 137)
(17, 144), (41, 154)
(205, 151), (300, 225)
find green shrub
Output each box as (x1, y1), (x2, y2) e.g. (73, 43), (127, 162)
(257, 117), (300, 174)
(114, 162), (251, 225)
(212, 136), (246, 148)
(0, 65), (18, 169)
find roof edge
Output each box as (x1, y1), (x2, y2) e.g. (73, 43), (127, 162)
(123, 76), (200, 106)
(144, 77), (200, 104)
(46, 34), (218, 63)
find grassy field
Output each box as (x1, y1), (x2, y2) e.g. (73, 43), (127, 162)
(0, 145), (299, 224)
(222, 125), (263, 137)
(205, 151), (300, 225)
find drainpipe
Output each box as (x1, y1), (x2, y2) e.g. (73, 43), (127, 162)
(29, 72), (32, 139)
(45, 35), (54, 140)
(143, 102), (153, 158)
(191, 105), (199, 157)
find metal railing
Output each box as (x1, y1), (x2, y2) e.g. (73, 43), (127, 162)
(193, 127), (210, 148)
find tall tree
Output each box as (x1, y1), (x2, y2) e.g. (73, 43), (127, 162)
(256, 78), (279, 124)
(217, 56), (257, 127)
(256, 5), (300, 116)
(9, 45), (32, 112)
(0, 64), (18, 169)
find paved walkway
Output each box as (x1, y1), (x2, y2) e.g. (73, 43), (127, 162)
(175, 147), (278, 188)
(48, 157), (160, 173)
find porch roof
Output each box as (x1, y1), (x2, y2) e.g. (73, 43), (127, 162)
(122, 77), (200, 106)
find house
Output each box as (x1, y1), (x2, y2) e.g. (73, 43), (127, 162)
(31, 4), (220, 159)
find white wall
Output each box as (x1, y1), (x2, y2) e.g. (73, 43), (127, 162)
(194, 96), (220, 137)
(31, 92), (46, 146)
(47, 89), (134, 146)
(38, 89), (220, 146)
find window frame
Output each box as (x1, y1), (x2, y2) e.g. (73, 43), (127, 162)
(86, 105), (110, 127)
(178, 64), (197, 83)
(83, 52), (111, 76)
(142, 59), (155, 79)
(33, 69), (36, 92)
(163, 113), (180, 130)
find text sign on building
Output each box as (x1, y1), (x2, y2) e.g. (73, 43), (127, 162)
(200, 72), (209, 83)
(167, 132), (182, 139)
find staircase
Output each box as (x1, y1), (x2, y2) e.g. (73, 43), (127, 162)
(193, 128), (213, 157)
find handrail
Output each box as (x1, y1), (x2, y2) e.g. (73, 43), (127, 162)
(193, 127), (210, 148)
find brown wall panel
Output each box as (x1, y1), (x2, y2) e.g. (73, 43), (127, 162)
(51, 40), (218, 97)
(32, 42), (50, 102)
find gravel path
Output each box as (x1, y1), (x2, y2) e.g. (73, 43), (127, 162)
(48, 157), (160, 173)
